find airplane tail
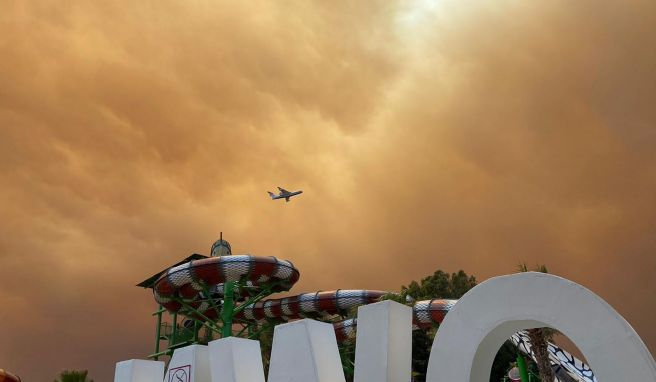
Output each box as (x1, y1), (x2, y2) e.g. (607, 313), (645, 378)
(267, 191), (276, 199)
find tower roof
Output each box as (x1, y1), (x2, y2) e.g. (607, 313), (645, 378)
(136, 253), (208, 289)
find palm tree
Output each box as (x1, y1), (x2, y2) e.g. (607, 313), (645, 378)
(53, 370), (94, 382)
(517, 263), (556, 382)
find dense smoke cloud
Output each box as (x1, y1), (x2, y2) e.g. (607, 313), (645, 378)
(1, 1), (654, 380)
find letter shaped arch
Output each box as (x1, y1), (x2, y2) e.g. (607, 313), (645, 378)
(426, 272), (656, 381)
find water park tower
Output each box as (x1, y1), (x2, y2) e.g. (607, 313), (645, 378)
(137, 234), (295, 360)
(135, 234), (453, 364)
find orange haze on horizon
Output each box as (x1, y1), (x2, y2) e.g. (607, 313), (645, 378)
(1, 1), (655, 380)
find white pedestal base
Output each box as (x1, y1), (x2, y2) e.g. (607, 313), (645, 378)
(208, 337), (265, 382)
(114, 359), (164, 382)
(354, 300), (412, 382)
(166, 344), (210, 382)
(268, 319), (345, 382)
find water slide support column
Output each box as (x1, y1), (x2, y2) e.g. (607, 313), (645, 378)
(516, 354), (529, 382)
(222, 281), (235, 338)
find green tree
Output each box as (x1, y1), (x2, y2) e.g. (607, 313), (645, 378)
(53, 370), (94, 382)
(401, 270), (477, 300)
(518, 263), (556, 382)
(400, 270), (478, 381)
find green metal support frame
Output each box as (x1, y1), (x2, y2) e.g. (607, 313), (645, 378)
(232, 281), (282, 316)
(198, 282), (224, 320)
(246, 321), (274, 340)
(149, 278), (287, 360)
(171, 312), (177, 348)
(221, 281), (236, 337)
(169, 296), (223, 334)
(234, 323), (251, 338)
(152, 306), (164, 360)
(516, 354), (530, 382)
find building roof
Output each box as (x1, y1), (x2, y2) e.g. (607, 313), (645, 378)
(136, 253), (208, 289)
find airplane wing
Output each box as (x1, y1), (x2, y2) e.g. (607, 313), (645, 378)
(277, 186), (290, 194)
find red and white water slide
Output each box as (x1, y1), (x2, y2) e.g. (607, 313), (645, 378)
(153, 255), (595, 382)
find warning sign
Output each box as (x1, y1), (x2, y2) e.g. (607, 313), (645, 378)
(168, 365), (191, 382)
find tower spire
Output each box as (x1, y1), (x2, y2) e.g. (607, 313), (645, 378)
(210, 232), (232, 257)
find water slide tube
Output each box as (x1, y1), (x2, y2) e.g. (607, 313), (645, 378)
(0, 369), (21, 382)
(153, 255), (595, 382)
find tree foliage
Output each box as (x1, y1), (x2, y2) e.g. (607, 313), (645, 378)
(399, 270), (478, 381)
(401, 270), (477, 300)
(53, 370), (94, 382)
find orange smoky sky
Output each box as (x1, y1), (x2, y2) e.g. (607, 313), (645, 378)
(1, 0), (655, 380)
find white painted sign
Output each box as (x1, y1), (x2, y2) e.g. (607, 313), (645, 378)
(166, 345), (210, 382)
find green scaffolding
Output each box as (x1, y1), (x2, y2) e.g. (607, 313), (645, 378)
(148, 280), (281, 361)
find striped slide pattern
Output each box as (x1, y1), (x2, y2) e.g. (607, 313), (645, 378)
(152, 255), (456, 328)
(511, 332), (596, 382)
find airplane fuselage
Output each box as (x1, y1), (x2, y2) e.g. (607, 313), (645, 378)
(268, 188), (303, 202)
(271, 191), (302, 199)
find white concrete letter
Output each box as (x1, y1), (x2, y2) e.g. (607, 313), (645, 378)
(113, 359), (164, 382)
(208, 337), (265, 382)
(268, 319), (345, 382)
(426, 272), (656, 381)
(354, 300), (412, 382)
(166, 344), (210, 382)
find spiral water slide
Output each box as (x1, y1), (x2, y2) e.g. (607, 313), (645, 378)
(153, 255), (595, 382)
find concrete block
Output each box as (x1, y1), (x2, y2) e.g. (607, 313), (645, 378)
(354, 300), (412, 382)
(208, 337), (265, 382)
(114, 359), (164, 382)
(268, 319), (345, 382)
(166, 344), (210, 382)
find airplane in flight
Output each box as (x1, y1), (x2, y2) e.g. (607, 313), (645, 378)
(268, 187), (303, 202)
